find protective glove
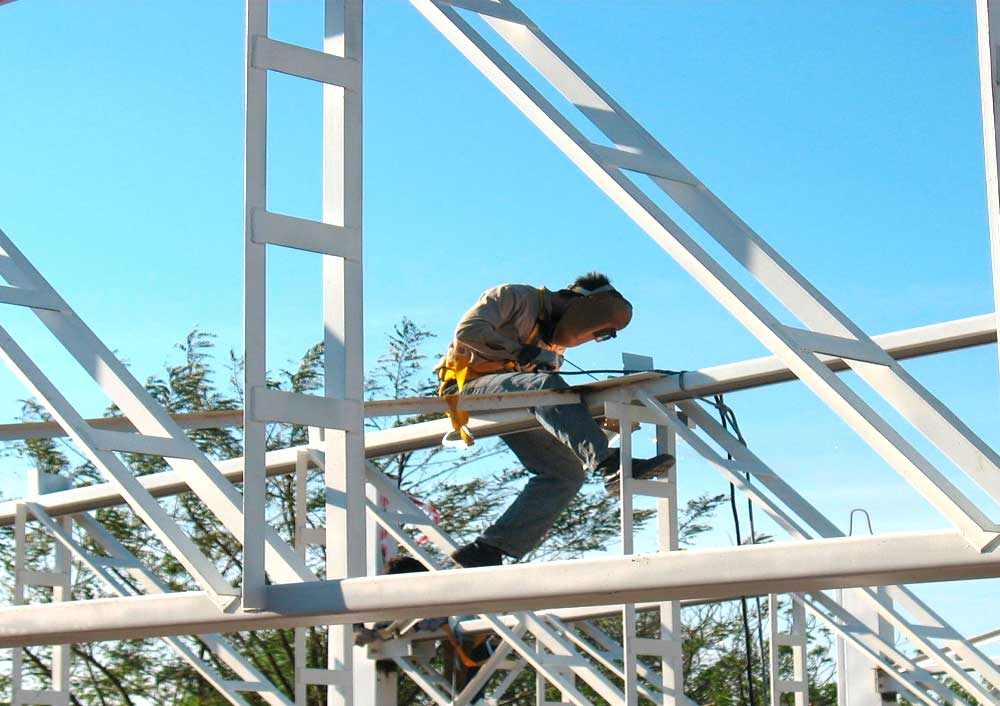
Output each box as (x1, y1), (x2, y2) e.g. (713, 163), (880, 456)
(517, 344), (561, 371)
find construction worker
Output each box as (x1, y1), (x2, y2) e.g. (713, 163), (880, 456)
(436, 273), (675, 568)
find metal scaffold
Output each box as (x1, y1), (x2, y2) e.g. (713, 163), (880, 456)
(3, 0), (1000, 704)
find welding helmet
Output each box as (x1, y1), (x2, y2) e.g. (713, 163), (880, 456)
(550, 283), (633, 348)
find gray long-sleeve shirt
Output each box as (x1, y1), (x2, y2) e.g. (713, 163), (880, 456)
(446, 284), (562, 373)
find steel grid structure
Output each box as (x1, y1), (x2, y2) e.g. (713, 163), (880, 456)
(4, 1), (1000, 705)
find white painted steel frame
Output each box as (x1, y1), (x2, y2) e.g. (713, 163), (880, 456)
(0, 229), (318, 603)
(607, 373), (687, 706)
(25, 503), (293, 706)
(12, 472), (71, 706)
(5, 529), (1000, 647)
(242, 1), (364, 702)
(0, 313), (992, 536)
(977, 0), (1000, 385)
(409, 0), (1000, 552)
(769, 594), (808, 706)
(634, 393), (1000, 703)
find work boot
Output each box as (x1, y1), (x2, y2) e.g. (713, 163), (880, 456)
(597, 449), (676, 495)
(451, 539), (504, 568)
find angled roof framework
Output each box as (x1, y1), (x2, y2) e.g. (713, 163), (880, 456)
(3, 1), (1000, 705)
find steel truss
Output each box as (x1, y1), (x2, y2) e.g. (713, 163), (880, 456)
(410, 0), (1000, 553)
(4, 0), (1000, 704)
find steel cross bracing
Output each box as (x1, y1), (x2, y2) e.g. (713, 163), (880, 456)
(357, 457), (625, 706)
(324, 440), (697, 706)
(621, 391), (999, 704)
(410, 0), (1000, 553)
(12, 472), (72, 706)
(18, 498), (294, 706)
(0, 229), (318, 605)
(242, 0), (364, 701)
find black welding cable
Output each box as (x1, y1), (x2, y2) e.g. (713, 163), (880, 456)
(716, 394), (760, 706)
(717, 397), (770, 691)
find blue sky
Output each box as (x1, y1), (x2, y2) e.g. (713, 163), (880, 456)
(3, 1), (1000, 642)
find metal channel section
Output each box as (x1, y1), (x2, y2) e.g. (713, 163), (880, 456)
(242, 0), (364, 702)
(410, 0), (1000, 552)
(977, 0), (1000, 385)
(625, 392), (997, 704)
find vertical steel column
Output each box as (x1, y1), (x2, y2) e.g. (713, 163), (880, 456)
(618, 405), (639, 706)
(354, 484), (389, 706)
(293, 450), (312, 706)
(615, 355), (686, 704)
(769, 594), (809, 706)
(242, 0), (269, 612)
(324, 2), (365, 704)
(655, 423), (684, 702)
(836, 588), (896, 706)
(977, 0), (1000, 386)
(12, 471), (72, 706)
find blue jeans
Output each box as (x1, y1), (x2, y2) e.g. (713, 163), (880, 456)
(460, 372), (611, 558)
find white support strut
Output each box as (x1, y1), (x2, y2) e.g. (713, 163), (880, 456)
(408, 0), (1000, 552)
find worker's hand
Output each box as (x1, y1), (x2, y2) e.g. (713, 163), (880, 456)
(518, 344), (561, 371)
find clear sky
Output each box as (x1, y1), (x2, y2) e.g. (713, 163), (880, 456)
(3, 1), (1000, 646)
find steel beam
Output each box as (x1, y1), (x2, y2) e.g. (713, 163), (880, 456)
(2, 529), (1000, 647)
(0, 313), (991, 445)
(0, 313), (992, 526)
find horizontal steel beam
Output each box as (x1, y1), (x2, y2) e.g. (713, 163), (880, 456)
(0, 529), (998, 647)
(0, 313), (992, 526)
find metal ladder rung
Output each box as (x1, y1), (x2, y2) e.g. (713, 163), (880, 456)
(629, 478), (673, 498)
(251, 209), (361, 261)
(436, 0), (530, 25)
(297, 667), (350, 686)
(18, 569), (66, 587)
(0, 284), (62, 312)
(251, 36), (360, 91)
(15, 689), (67, 705)
(774, 634), (807, 647)
(589, 143), (698, 185)
(88, 428), (194, 459)
(632, 637), (682, 658)
(297, 526), (326, 547)
(775, 678), (807, 691)
(252, 388), (362, 433)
